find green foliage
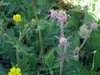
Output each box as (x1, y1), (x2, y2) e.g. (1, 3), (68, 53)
(0, 0), (100, 75)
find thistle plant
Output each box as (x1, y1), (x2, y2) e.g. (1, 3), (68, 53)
(50, 8), (98, 75)
(73, 21), (97, 61)
(50, 9), (69, 75)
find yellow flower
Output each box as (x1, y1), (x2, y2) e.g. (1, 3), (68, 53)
(13, 14), (21, 23)
(8, 67), (21, 75)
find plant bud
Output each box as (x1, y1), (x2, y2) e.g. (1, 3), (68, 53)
(79, 25), (89, 38)
(90, 21), (97, 30)
(59, 37), (67, 45)
(73, 54), (79, 61)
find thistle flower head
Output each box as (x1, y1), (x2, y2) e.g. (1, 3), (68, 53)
(59, 37), (68, 45)
(8, 67), (21, 75)
(90, 21), (97, 30)
(58, 36), (70, 49)
(50, 9), (68, 23)
(57, 10), (67, 23)
(50, 9), (58, 18)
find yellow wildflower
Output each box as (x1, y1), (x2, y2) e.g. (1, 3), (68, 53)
(8, 67), (21, 75)
(13, 14), (21, 23)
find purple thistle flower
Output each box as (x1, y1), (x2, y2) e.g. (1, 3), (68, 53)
(90, 21), (97, 30)
(50, 9), (68, 24)
(58, 37), (70, 48)
(56, 10), (67, 23)
(50, 9), (58, 19)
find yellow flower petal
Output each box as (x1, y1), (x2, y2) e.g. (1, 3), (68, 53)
(8, 67), (22, 75)
(13, 14), (21, 23)
(16, 68), (21, 72)
(10, 67), (16, 73)
(8, 72), (12, 75)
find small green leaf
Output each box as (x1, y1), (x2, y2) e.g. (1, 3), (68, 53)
(69, 58), (88, 73)
(66, 72), (86, 75)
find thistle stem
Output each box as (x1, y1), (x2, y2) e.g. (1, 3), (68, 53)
(60, 22), (64, 37)
(74, 35), (88, 55)
(59, 22), (65, 75)
(60, 61), (64, 75)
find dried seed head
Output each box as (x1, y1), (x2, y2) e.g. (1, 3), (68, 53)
(79, 25), (89, 38)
